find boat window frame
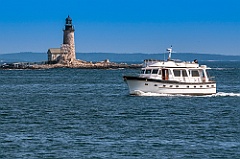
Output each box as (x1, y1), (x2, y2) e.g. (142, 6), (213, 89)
(182, 70), (188, 77)
(173, 69), (189, 77)
(145, 69), (152, 74)
(190, 69), (200, 77)
(140, 69), (145, 74)
(158, 69), (162, 75)
(199, 70), (205, 78)
(152, 69), (159, 74)
(173, 70), (181, 77)
(205, 69), (211, 78)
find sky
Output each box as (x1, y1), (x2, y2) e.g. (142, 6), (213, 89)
(0, 0), (239, 55)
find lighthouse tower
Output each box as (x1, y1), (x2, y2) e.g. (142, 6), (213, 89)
(61, 15), (76, 63)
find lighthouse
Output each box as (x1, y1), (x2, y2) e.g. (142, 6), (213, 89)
(47, 16), (76, 64)
(61, 15), (76, 63)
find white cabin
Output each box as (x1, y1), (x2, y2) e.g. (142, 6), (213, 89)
(139, 59), (212, 83)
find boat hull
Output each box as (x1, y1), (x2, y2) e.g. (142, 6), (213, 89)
(123, 76), (216, 95)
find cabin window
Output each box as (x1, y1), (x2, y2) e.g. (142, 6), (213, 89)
(173, 70), (181, 77)
(191, 70), (200, 77)
(205, 70), (211, 79)
(158, 70), (161, 75)
(141, 70), (145, 74)
(146, 69), (152, 74)
(182, 70), (188, 77)
(152, 69), (158, 74)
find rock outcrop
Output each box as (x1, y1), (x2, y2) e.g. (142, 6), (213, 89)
(29, 60), (142, 69)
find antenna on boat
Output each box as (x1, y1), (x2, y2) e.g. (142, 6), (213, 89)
(166, 45), (172, 60)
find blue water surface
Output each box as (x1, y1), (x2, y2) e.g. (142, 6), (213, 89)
(0, 61), (239, 158)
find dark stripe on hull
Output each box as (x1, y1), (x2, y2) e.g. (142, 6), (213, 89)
(123, 75), (216, 85)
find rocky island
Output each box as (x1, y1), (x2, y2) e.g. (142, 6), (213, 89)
(30, 60), (141, 69)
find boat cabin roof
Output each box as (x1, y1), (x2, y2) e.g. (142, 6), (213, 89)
(144, 59), (201, 68)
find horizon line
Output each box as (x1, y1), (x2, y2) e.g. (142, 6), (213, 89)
(0, 52), (239, 56)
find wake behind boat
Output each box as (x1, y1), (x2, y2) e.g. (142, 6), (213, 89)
(123, 46), (216, 95)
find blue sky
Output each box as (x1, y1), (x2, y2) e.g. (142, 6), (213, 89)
(0, 0), (239, 55)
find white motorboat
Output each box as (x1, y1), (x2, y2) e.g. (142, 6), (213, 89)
(123, 46), (216, 95)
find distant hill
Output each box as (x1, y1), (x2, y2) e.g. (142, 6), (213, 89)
(0, 52), (46, 63)
(0, 52), (240, 63)
(77, 53), (240, 62)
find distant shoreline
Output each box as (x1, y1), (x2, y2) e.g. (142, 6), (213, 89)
(1, 52), (240, 64)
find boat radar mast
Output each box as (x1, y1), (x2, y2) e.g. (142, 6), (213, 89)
(167, 46), (173, 60)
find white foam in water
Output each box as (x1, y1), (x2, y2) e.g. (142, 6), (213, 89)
(212, 92), (240, 97)
(139, 92), (176, 97)
(133, 91), (240, 97)
(133, 91), (190, 97)
(213, 68), (235, 70)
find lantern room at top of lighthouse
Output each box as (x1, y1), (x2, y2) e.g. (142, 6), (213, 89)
(65, 15), (74, 31)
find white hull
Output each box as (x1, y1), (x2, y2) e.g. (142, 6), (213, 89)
(124, 76), (216, 95)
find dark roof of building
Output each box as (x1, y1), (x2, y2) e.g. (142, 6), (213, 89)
(47, 48), (61, 54)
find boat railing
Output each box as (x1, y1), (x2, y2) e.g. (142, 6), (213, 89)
(144, 59), (164, 67)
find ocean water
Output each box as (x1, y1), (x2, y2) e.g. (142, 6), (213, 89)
(0, 61), (239, 158)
